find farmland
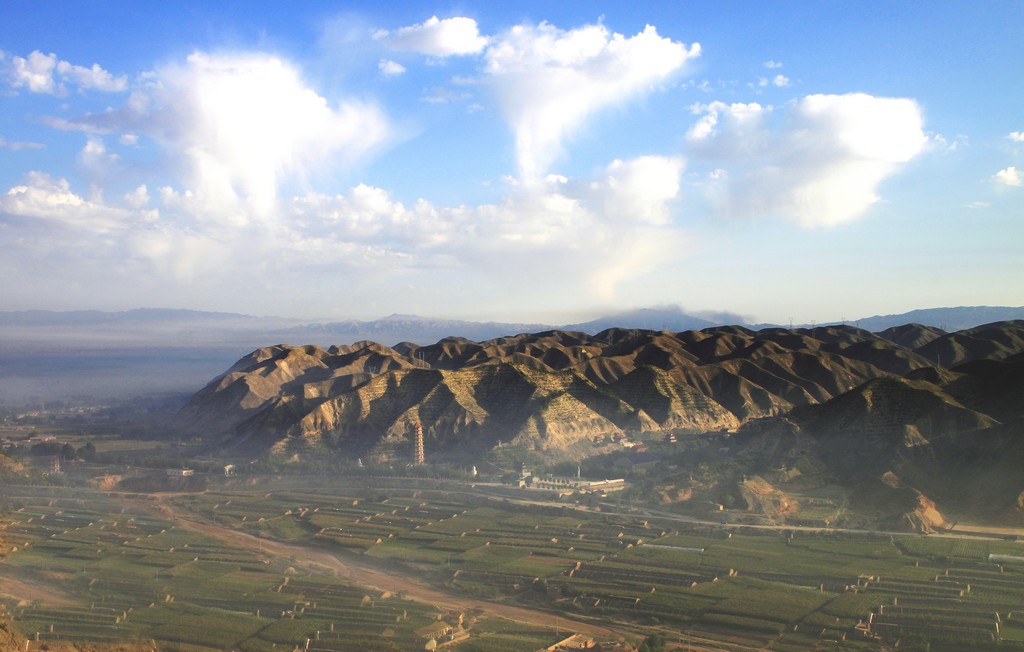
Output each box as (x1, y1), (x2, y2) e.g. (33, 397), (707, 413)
(2, 476), (1024, 651)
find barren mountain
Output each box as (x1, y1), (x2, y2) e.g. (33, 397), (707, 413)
(180, 321), (1024, 465)
(729, 331), (1024, 526)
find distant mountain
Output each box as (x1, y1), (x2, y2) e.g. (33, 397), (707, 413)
(2, 305), (1022, 403)
(830, 306), (1024, 332)
(0, 308), (302, 347)
(270, 313), (552, 347)
(562, 306), (750, 334)
(2, 305), (1020, 348)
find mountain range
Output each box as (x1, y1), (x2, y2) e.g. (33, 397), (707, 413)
(177, 319), (1024, 527)
(2, 305), (1023, 404)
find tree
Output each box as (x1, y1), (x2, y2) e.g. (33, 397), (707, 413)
(77, 442), (97, 462)
(60, 443), (77, 460)
(30, 442), (62, 457)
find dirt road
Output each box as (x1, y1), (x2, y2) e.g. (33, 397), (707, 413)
(141, 494), (623, 641)
(0, 574), (83, 608)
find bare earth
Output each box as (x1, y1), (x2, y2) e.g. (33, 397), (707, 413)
(0, 574), (83, 608)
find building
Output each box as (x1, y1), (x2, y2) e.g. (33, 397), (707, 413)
(529, 475), (626, 495)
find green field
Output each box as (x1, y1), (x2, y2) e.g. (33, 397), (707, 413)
(2, 479), (1023, 651)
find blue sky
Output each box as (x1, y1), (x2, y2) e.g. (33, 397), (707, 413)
(1, 1), (1021, 324)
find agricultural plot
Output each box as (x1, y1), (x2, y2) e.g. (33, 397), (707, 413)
(0, 486), (538, 651)
(223, 484), (1024, 649)
(4, 478), (1024, 651)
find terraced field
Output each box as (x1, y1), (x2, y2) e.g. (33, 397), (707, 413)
(0, 487), (551, 651)
(3, 478), (1024, 650)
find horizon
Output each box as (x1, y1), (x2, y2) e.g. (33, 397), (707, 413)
(1, 302), (1021, 331)
(1, 2), (1022, 325)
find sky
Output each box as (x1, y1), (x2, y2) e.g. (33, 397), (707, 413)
(1, 1), (1021, 325)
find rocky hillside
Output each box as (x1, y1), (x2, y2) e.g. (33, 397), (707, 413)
(729, 345), (1024, 526)
(180, 321), (1024, 462)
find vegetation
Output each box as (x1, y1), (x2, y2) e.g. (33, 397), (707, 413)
(2, 473), (1023, 651)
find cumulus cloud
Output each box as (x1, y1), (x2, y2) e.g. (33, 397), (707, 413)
(687, 93), (927, 226)
(995, 166), (1021, 187)
(589, 156), (684, 225)
(763, 60), (783, 69)
(1, 150), (687, 310)
(384, 16), (488, 56)
(7, 50), (57, 92)
(4, 50), (126, 94)
(378, 59), (406, 76)
(287, 164), (688, 301)
(1, 172), (152, 233)
(56, 59), (128, 92)
(484, 22), (699, 180)
(78, 137), (119, 175)
(1009, 131), (1024, 143)
(140, 52), (391, 219)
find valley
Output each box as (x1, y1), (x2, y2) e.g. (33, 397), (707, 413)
(2, 319), (1024, 650)
(2, 474), (1023, 651)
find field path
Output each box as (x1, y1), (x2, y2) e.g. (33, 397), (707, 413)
(140, 493), (623, 641)
(0, 574), (83, 608)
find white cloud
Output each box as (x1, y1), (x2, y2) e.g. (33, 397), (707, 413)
(378, 59), (406, 76)
(1009, 131), (1024, 143)
(78, 137), (119, 171)
(38, 115), (111, 134)
(0, 172), (150, 233)
(123, 185), (150, 209)
(757, 74), (790, 88)
(687, 93), (928, 226)
(686, 101), (767, 153)
(421, 86), (471, 105)
(5, 50), (126, 94)
(484, 22), (700, 180)
(0, 135), (45, 150)
(385, 16), (488, 56)
(1, 150), (689, 311)
(55, 59), (127, 92)
(589, 156), (684, 225)
(8, 50), (57, 93)
(995, 166), (1021, 186)
(763, 60), (783, 69)
(141, 52), (391, 218)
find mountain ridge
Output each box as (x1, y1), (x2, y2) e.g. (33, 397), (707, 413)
(3, 306), (1022, 404)
(179, 322), (1024, 473)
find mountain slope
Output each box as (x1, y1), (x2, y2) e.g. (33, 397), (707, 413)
(180, 321), (1024, 467)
